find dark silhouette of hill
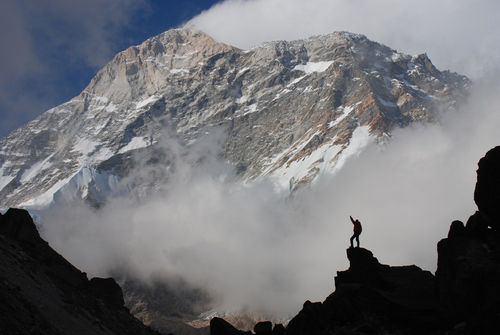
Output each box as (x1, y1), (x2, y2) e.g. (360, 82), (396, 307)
(211, 146), (500, 335)
(0, 208), (160, 335)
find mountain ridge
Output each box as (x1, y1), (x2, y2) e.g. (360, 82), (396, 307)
(0, 28), (469, 209)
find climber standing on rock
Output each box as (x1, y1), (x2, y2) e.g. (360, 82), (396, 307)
(349, 216), (362, 248)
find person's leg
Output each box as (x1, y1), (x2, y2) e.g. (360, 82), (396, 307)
(356, 234), (360, 247)
(350, 234), (355, 248)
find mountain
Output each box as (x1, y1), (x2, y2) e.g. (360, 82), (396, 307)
(0, 208), (161, 335)
(210, 146), (500, 334)
(0, 28), (469, 209)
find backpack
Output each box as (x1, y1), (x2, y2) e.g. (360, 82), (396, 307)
(354, 221), (362, 234)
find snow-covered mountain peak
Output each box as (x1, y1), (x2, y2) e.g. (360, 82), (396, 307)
(0, 28), (469, 209)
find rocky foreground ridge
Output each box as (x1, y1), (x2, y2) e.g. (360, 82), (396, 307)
(0, 208), (161, 335)
(211, 146), (500, 334)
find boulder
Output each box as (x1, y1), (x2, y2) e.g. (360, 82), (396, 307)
(447, 220), (465, 238)
(0, 208), (41, 244)
(89, 277), (125, 308)
(272, 323), (285, 335)
(210, 317), (250, 335)
(474, 145), (500, 229)
(254, 321), (272, 334)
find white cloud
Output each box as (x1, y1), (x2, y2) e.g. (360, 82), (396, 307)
(36, 0), (500, 320)
(40, 78), (500, 318)
(190, 0), (500, 79)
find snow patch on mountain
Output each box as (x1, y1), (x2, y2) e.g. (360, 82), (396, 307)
(333, 126), (372, 172)
(54, 167), (120, 203)
(269, 126), (373, 191)
(19, 173), (79, 209)
(236, 95), (249, 104)
(270, 142), (343, 191)
(287, 75), (307, 88)
(294, 61), (334, 74)
(20, 154), (55, 183)
(328, 104), (358, 129)
(119, 137), (149, 154)
(136, 95), (160, 109)
(243, 104), (258, 116)
(170, 68), (190, 74)
(0, 168), (14, 192)
(92, 147), (114, 162)
(73, 138), (99, 156)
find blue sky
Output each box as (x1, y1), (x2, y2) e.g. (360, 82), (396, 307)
(0, 0), (222, 138)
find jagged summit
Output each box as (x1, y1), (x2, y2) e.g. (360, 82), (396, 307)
(0, 28), (469, 208)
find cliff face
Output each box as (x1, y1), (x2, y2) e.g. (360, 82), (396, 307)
(436, 146), (500, 333)
(211, 146), (500, 334)
(284, 248), (438, 335)
(0, 208), (159, 335)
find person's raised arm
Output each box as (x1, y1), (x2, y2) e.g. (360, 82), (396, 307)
(350, 216), (355, 224)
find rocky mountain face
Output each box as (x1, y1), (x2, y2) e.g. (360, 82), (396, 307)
(210, 146), (500, 335)
(0, 208), (160, 335)
(0, 28), (469, 209)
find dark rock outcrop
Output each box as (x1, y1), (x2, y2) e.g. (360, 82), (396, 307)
(0, 208), (159, 335)
(436, 146), (500, 334)
(253, 321), (272, 334)
(271, 324), (285, 335)
(0, 208), (41, 244)
(474, 146), (500, 229)
(210, 317), (251, 335)
(286, 247), (437, 335)
(89, 277), (126, 308)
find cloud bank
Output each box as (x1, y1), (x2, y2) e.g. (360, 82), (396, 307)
(190, 0), (500, 79)
(40, 79), (500, 317)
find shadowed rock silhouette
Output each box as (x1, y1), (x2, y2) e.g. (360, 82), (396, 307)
(436, 148), (500, 333)
(213, 145), (500, 334)
(210, 317), (251, 335)
(286, 247), (437, 335)
(474, 146), (500, 229)
(0, 208), (160, 335)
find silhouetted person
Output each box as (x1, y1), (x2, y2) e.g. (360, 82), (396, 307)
(350, 216), (362, 248)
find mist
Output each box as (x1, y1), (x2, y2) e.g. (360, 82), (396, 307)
(39, 0), (500, 319)
(39, 79), (499, 318)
